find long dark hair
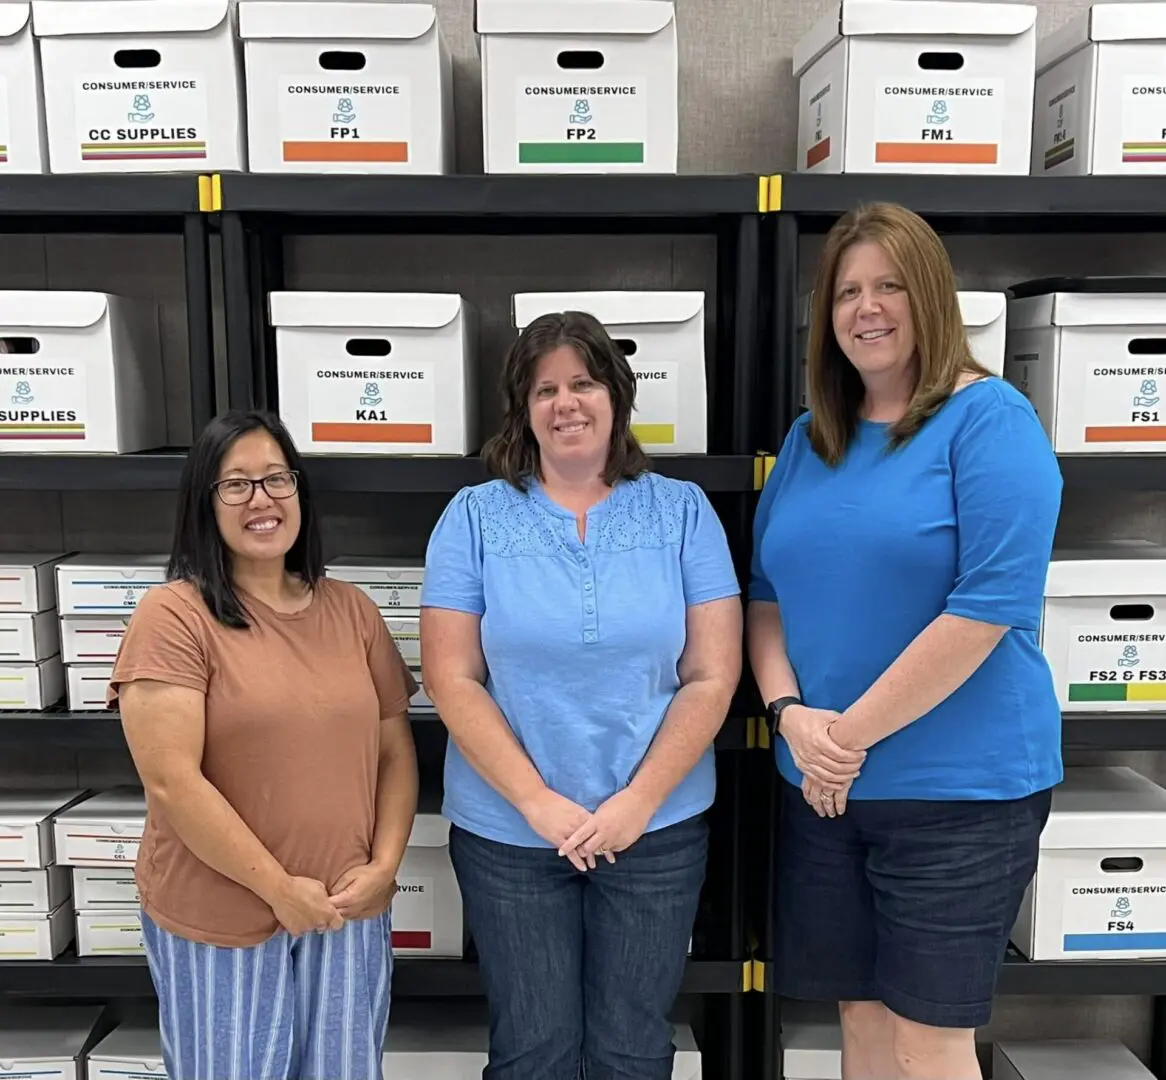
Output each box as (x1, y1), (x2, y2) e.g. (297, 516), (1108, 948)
(482, 310), (650, 489)
(168, 410), (323, 629)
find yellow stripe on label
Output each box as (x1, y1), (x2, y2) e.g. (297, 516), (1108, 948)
(631, 423), (675, 444)
(1125, 683), (1166, 702)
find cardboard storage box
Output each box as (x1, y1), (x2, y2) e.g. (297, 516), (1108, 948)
(271, 292), (478, 456)
(477, 0), (678, 173)
(1033, 3), (1166, 175)
(0, 656), (64, 709)
(0, 1006), (103, 1080)
(512, 291), (707, 454)
(0, 866), (71, 913)
(0, 902), (74, 960)
(66, 664), (113, 712)
(87, 1021), (166, 1079)
(53, 788), (146, 868)
(0, 554), (68, 613)
(56, 556), (167, 616)
(793, 0), (1036, 174)
(0, 4), (48, 173)
(240, 1), (452, 174)
(1006, 277), (1166, 454)
(76, 909), (143, 956)
(0, 790), (84, 868)
(74, 867), (140, 909)
(410, 667), (434, 714)
(32, 0), (244, 173)
(1012, 766), (1166, 961)
(0, 293), (164, 454)
(385, 617), (420, 667)
(0, 611), (59, 662)
(994, 1039), (1153, 1079)
(392, 814), (461, 957)
(326, 557), (425, 614)
(60, 615), (131, 665)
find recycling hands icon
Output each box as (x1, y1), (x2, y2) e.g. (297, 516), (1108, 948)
(1134, 378), (1160, 409)
(128, 93), (155, 123)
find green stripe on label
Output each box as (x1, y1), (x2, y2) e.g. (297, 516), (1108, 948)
(1068, 683), (1127, 702)
(518, 142), (645, 164)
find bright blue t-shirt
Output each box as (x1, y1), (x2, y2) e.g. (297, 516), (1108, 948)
(750, 378), (1064, 801)
(422, 471), (741, 847)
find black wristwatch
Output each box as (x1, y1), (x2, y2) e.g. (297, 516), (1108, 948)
(766, 696), (802, 738)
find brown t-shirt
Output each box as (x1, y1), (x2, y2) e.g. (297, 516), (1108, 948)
(108, 577), (416, 947)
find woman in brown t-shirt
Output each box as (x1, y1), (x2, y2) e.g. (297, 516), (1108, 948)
(109, 410), (418, 1080)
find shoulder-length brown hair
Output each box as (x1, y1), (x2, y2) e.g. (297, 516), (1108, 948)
(805, 201), (992, 466)
(482, 310), (651, 489)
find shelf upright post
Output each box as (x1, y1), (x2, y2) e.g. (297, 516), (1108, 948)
(182, 211), (216, 435)
(220, 210), (257, 411)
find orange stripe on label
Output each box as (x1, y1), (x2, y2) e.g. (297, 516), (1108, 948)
(806, 137), (830, 169)
(875, 142), (998, 165)
(283, 141), (409, 163)
(1085, 425), (1166, 443)
(312, 422), (433, 444)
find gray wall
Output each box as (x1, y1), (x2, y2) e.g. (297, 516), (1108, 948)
(1, 0), (1163, 1072)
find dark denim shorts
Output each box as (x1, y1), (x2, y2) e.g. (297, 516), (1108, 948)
(776, 778), (1052, 1029)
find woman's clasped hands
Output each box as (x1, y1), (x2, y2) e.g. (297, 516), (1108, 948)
(778, 704), (866, 819)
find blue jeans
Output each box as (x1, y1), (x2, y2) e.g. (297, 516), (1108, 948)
(449, 815), (708, 1080)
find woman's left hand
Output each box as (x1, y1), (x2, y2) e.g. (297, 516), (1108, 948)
(557, 788), (657, 867)
(328, 861), (399, 920)
(802, 775), (852, 819)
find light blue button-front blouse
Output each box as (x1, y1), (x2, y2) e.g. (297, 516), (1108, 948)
(421, 471), (741, 848)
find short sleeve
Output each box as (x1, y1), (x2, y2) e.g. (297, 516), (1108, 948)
(680, 482), (741, 606)
(421, 487), (486, 615)
(107, 584), (210, 706)
(944, 400), (1063, 630)
(358, 592), (418, 717)
(748, 417), (806, 603)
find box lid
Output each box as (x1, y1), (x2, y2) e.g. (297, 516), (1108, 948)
(33, 0), (230, 37)
(476, 0), (674, 37)
(957, 291), (1006, 329)
(239, 2), (437, 42)
(0, 5), (31, 40)
(88, 1023), (164, 1069)
(1038, 4), (1166, 73)
(269, 292), (464, 330)
(0, 554), (67, 570)
(0, 293), (110, 330)
(56, 787), (146, 825)
(995, 1039), (1152, 1080)
(512, 291), (703, 330)
(1047, 544), (1166, 596)
(0, 1005), (104, 1062)
(407, 814), (450, 848)
(1041, 767), (1166, 849)
(58, 554), (168, 574)
(327, 556), (425, 571)
(0, 790), (86, 828)
(1008, 278), (1166, 329)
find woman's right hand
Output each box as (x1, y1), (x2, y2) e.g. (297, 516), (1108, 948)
(779, 704), (866, 786)
(520, 789), (594, 872)
(270, 875), (345, 936)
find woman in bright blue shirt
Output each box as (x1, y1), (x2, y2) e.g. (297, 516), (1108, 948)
(747, 203), (1062, 1080)
(421, 309), (742, 1080)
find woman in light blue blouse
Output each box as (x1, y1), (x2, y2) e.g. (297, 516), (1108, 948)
(420, 310), (742, 1080)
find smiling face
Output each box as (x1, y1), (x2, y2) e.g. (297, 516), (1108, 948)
(831, 240), (917, 383)
(527, 343), (614, 470)
(212, 429), (302, 567)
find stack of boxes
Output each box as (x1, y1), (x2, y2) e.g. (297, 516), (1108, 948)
(0, 554), (66, 710)
(0, 1007), (166, 1079)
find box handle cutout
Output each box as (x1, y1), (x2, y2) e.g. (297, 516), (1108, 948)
(613, 338), (639, 356)
(1100, 856), (1144, 873)
(917, 52), (964, 71)
(319, 51), (367, 71)
(1110, 603), (1154, 621)
(346, 339), (392, 357)
(1128, 339), (1166, 355)
(0, 337), (39, 354)
(114, 49), (162, 69)
(557, 51), (605, 70)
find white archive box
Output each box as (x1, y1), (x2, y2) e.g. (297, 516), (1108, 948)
(53, 787), (146, 868)
(0, 903), (74, 960)
(1012, 766), (1166, 961)
(476, 0), (678, 174)
(386, 616), (420, 666)
(391, 814), (461, 957)
(326, 557), (424, 614)
(74, 867), (139, 910)
(409, 666), (434, 713)
(0, 656), (63, 709)
(56, 555), (167, 616)
(0, 866), (70, 913)
(994, 1039), (1153, 1080)
(0, 4), (48, 174)
(0, 293), (164, 454)
(240, 1), (453, 175)
(66, 664), (113, 712)
(0, 611), (59, 662)
(793, 0), (1037, 175)
(512, 291), (707, 454)
(0, 790), (84, 868)
(0, 554), (68, 613)
(76, 909), (143, 956)
(1033, 4), (1166, 176)
(1042, 544), (1166, 712)
(1005, 277), (1166, 454)
(271, 292), (478, 456)
(31, 0), (245, 174)
(781, 1001), (842, 1080)
(87, 1022), (166, 1080)
(60, 615), (131, 665)
(0, 1006), (103, 1080)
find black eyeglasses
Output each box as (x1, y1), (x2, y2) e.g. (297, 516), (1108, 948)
(212, 470), (299, 506)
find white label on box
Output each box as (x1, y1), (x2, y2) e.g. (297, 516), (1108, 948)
(1122, 76), (1166, 164)
(0, 875), (36, 909)
(630, 361), (680, 447)
(0, 363), (87, 443)
(1064, 877), (1166, 951)
(77, 868), (140, 906)
(1042, 82), (1079, 170)
(0, 1063), (70, 1080)
(60, 831), (140, 866)
(516, 78), (647, 165)
(309, 363), (436, 446)
(278, 77), (412, 165)
(1066, 627), (1166, 704)
(391, 876), (434, 950)
(874, 79), (1004, 167)
(366, 581), (422, 611)
(81, 916), (145, 955)
(385, 621), (420, 664)
(1080, 361), (1166, 447)
(804, 79), (834, 169)
(0, 920), (41, 957)
(74, 74), (209, 164)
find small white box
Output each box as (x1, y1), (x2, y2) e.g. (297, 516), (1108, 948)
(1005, 278), (1166, 454)
(0, 5), (47, 174)
(0, 554), (68, 613)
(391, 814), (461, 957)
(76, 908), (143, 956)
(0, 790), (85, 868)
(385, 616), (420, 666)
(56, 555), (168, 616)
(0, 293), (164, 454)
(60, 615), (131, 665)
(87, 1023), (166, 1080)
(53, 787), (146, 868)
(1033, 4), (1166, 176)
(1012, 766), (1166, 961)
(793, 0), (1037, 175)
(477, 0), (678, 175)
(0, 656), (64, 710)
(32, 0), (244, 174)
(0, 1006), (103, 1080)
(74, 867), (140, 910)
(66, 664), (113, 712)
(993, 1039), (1153, 1080)
(410, 667), (434, 713)
(0, 901), (74, 960)
(271, 292), (478, 457)
(782, 1008), (842, 1079)
(0, 866), (71, 913)
(326, 557), (425, 614)
(512, 291), (707, 454)
(240, 2), (452, 175)
(0, 611), (59, 663)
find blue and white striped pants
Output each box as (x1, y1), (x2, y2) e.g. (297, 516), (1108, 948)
(141, 909), (392, 1080)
